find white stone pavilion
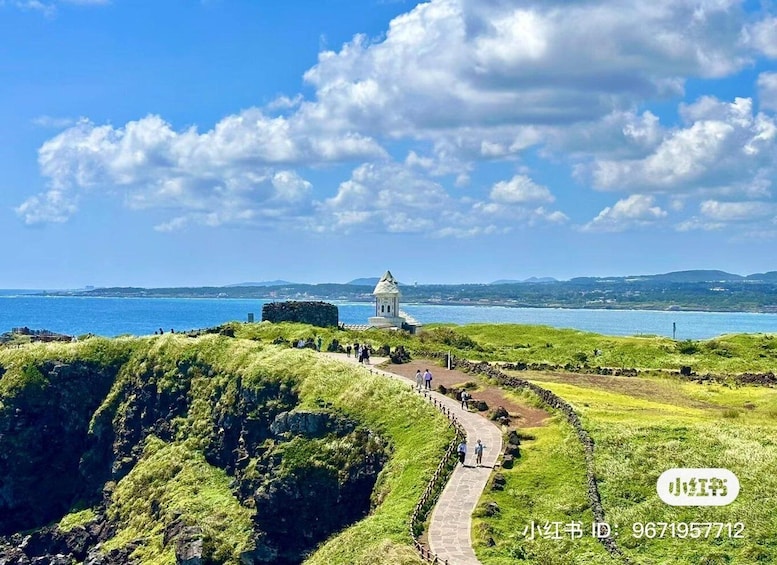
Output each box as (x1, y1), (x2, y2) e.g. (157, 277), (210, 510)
(367, 270), (406, 329)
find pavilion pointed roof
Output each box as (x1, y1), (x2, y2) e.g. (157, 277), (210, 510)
(373, 270), (400, 295)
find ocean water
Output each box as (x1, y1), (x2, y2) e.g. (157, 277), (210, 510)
(2, 295), (777, 340)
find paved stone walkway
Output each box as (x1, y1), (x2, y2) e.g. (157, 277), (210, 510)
(324, 353), (503, 565)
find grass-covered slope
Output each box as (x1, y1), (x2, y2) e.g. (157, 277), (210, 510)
(232, 320), (777, 375)
(423, 323), (777, 375)
(0, 334), (454, 565)
(6, 319), (774, 564)
(485, 370), (777, 564)
(472, 418), (619, 565)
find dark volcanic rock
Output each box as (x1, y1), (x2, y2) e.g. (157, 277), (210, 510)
(483, 502), (500, 516)
(261, 301), (338, 328)
(491, 473), (507, 491)
(175, 526), (203, 565)
(389, 345), (411, 364)
(0, 361), (121, 535)
(507, 430), (522, 446)
(474, 400), (489, 411)
(0, 510), (121, 565)
(269, 410), (355, 438)
(83, 544), (138, 565)
(252, 428), (388, 564)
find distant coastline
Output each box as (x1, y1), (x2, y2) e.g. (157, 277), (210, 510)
(7, 268), (777, 314)
(39, 285), (777, 315)
(4, 295), (777, 339)
(9, 291), (776, 313)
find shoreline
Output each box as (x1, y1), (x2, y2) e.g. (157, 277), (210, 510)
(17, 292), (777, 315)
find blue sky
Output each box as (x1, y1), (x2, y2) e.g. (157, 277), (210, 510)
(2, 0), (777, 287)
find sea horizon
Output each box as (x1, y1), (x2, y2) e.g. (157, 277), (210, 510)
(3, 295), (777, 341)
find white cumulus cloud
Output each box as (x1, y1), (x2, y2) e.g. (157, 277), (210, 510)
(582, 194), (667, 232)
(17, 0), (777, 238)
(490, 175), (555, 204)
(302, 0), (752, 139)
(18, 112), (384, 227)
(745, 16), (777, 58)
(699, 200), (776, 221)
(315, 163), (566, 236)
(589, 97), (777, 196)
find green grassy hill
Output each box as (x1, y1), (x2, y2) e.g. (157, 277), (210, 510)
(231, 321), (777, 564)
(3, 321), (776, 564)
(0, 334), (454, 564)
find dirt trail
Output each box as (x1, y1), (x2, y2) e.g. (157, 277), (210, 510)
(383, 359), (550, 428)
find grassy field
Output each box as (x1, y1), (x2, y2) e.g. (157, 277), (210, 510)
(1, 335), (455, 565)
(228, 321), (777, 562)
(231, 321), (777, 375)
(9, 321), (775, 563)
(445, 323), (777, 374)
(496, 369), (777, 564)
(472, 416), (619, 565)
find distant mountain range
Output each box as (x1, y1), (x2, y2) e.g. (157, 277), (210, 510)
(746, 271), (777, 282)
(570, 270), (777, 284)
(10, 270), (777, 293)
(223, 280), (294, 287)
(37, 268), (777, 313)
(346, 277), (381, 286)
(490, 277), (558, 284)
(345, 270), (777, 286)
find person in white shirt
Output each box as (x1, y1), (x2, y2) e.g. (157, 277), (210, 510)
(457, 440), (467, 465)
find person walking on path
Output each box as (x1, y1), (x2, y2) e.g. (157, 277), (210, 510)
(316, 336), (322, 352)
(460, 390), (470, 409)
(423, 368), (433, 390)
(457, 440), (467, 465)
(474, 439), (485, 466)
(415, 369), (423, 391)
(346, 345), (352, 357)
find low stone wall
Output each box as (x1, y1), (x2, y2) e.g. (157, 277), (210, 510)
(500, 360), (777, 386)
(261, 301), (339, 328)
(416, 350), (625, 561)
(500, 361), (639, 377)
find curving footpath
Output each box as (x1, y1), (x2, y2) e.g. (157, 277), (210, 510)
(325, 353), (503, 565)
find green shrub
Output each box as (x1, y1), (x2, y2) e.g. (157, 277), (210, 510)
(419, 327), (481, 350)
(573, 351), (589, 363)
(677, 340), (700, 354)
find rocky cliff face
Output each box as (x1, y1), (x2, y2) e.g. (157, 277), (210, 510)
(0, 360), (123, 536)
(0, 338), (388, 565)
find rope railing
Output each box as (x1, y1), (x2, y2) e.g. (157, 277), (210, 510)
(413, 350), (626, 562)
(365, 366), (465, 564)
(408, 390), (465, 565)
